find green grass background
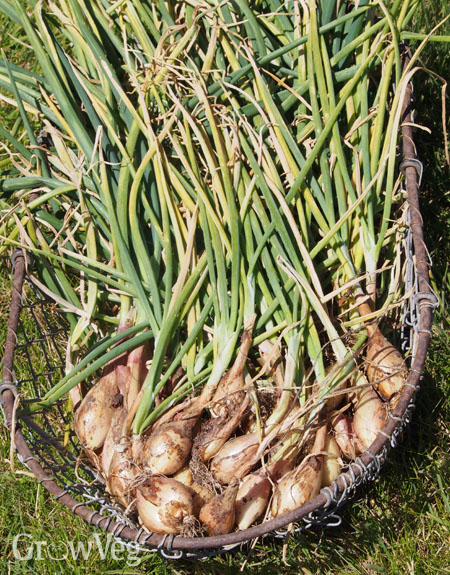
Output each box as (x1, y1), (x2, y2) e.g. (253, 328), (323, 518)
(1, 3), (449, 574)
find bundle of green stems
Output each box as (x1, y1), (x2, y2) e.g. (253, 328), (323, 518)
(1, 0), (445, 535)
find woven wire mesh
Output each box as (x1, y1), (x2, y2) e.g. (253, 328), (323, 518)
(12, 281), (137, 518)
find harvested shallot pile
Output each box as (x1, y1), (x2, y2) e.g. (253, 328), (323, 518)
(0, 0), (442, 537)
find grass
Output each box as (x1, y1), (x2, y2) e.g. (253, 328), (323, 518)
(1, 2), (450, 574)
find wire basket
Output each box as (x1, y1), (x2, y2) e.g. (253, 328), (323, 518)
(0, 72), (438, 560)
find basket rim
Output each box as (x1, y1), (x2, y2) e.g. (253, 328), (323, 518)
(0, 54), (437, 555)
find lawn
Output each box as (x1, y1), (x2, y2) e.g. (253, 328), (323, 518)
(1, 2), (449, 574)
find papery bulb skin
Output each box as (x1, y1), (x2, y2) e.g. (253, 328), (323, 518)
(106, 446), (139, 509)
(136, 477), (194, 534)
(322, 433), (342, 486)
(210, 434), (259, 484)
(199, 482), (239, 535)
(74, 371), (120, 451)
(235, 473), (271, 530)
(366, 330), (407, 400)
(353, 385), (387, 451)
(101, 408), (127, 477)
(271, 455), (323, 517)
(141, 419), (195, 476)
(332, 412), (359, 460)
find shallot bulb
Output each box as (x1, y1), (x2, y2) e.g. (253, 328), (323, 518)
(271, 455), (323, 517)
(353, 385), (387, 451)
(106, 446), (139, 508)
(192, 395), (250, 462)
(172, 468), (213, 516)
(74, 371), (120, 451)
(332, 412), (359, 460)
(136, 477), (194, 534)
(235, 473), (271, 530)
(210, 317), (255, 411)
(101, 408), (127, 477)
(357, 298), (407, 400)
(193, 319), (254, 462)
(140, 417), (196, 475)
(199, 482), (239, 535)
(366, 330), (407, 400)
(271, 423), (326, 517)
(210, 433), (260, 484)
(322, 433), (342, 486)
